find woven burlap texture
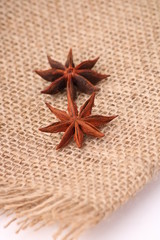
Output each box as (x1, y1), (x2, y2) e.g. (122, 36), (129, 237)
(0, 0), (160, 239)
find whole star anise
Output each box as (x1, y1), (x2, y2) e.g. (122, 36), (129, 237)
(39, 82), (117, 150)
(35, 49), (109, 99)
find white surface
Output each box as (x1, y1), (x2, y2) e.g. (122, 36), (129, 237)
(0, 175), (160, 240)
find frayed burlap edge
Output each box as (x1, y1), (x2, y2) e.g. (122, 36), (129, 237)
(0, 186), (105, 239)
(0, 174), (157, 240)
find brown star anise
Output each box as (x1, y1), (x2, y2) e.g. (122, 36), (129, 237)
(35, 49), (109, 99)
(39, 82), (117, 150)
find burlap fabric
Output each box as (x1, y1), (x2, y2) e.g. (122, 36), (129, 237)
(0, 0), (160, 239)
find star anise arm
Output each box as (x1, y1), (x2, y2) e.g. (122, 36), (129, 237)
(83, 115), (118, 127)
(39, 121), (71, 133)
(73, 74), (98, 94)
(35, 69), (64, 82)
(65, 48), (75, 68)
(47, 55), (65, 70)
(67, 79), (78, 117)
(41, 76), (66, 94)
(75, 57), (99, 70)
(79, 92), (95, 118)
(56, 123), (75, 150)
(74, 121), (84, 148)
(76, 69), (109, 84)
(35, 69), (54, 81)
(78, 120), (104, 138)
(45, 102), (70, 121)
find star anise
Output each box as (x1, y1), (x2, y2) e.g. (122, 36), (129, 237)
(35, 49), (109, 99)
(39, 82), (117, 150)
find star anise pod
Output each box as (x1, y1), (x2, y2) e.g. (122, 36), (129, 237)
(39, 82), (117, 150)
(35, 49), (109, 99)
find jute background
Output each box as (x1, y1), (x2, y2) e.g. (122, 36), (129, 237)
(0, 0), (160, 239)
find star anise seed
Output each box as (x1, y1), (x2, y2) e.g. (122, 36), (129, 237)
(39, 83), (117, 150)
(35, 49), (110, 99)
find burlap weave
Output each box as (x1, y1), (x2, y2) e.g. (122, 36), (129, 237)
(0, 0), (160, 239)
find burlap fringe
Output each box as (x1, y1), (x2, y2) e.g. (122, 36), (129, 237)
(0, 186), (103, 240)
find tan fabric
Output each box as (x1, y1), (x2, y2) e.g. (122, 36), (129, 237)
(0, 0), (160, 239)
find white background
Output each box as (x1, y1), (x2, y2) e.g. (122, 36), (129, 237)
(0, 175), (160, 240)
